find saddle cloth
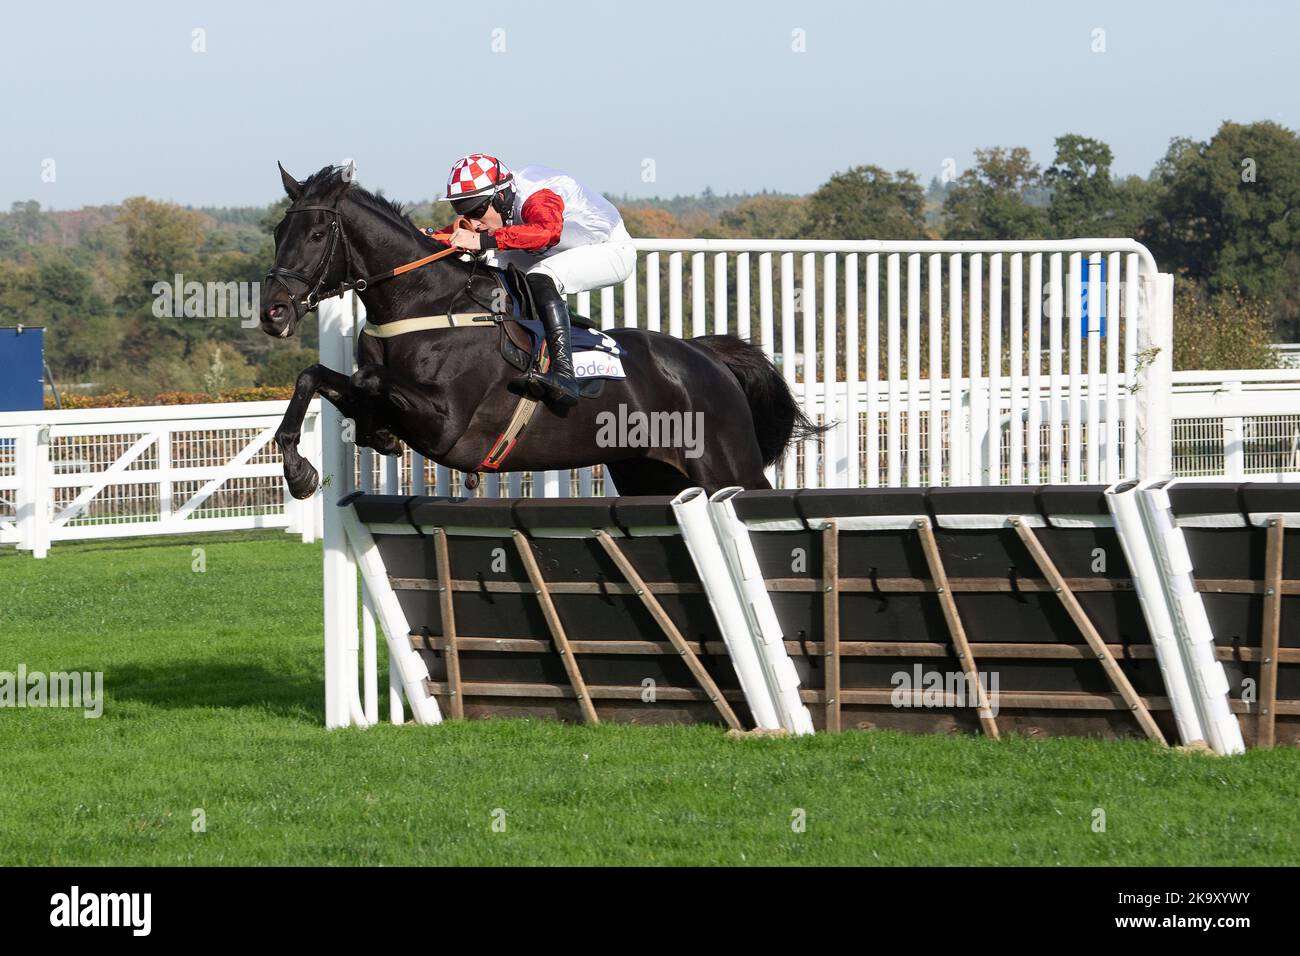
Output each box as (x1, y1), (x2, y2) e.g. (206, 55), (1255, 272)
(357, 263), (626, 383)
(515, 316), (626, 380)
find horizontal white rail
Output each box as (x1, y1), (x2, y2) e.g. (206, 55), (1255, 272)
(1, 400), (322, 557)
(0, 399), (300, 427)
(628, 237), (1160, 275)
(1173, 369), (1300, 386)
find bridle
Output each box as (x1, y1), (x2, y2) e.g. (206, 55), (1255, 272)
(265, 201), (468, 314)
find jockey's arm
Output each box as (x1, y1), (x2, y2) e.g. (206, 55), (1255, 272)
(433, 189), (565, 253)
(482, 189), (564, 252)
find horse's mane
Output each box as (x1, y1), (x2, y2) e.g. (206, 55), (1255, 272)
(299, 165), (434, 243)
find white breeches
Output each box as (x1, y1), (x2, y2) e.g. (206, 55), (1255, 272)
(485, 223), (636, 295)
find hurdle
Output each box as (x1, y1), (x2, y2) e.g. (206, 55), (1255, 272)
(327, 482), (1297, 750)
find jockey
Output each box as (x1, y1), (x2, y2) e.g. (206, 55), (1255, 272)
(437, 154), (635, 407)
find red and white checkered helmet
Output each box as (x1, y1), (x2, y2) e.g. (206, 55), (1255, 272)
(441, 153), (512, 201)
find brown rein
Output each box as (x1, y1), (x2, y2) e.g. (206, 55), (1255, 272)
(359, 216), (474, 289)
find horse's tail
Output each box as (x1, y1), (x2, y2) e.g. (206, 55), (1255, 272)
(694, 335), (828, 467)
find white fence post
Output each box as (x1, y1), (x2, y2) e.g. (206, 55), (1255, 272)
(319, 293), (362, 728)
(157, 425), (173, 531)
(30, 424), (50, 559)
(16, 423), (49, 557)
(1137, 272), (1175, 479)
(1221, 381), (1245, 479)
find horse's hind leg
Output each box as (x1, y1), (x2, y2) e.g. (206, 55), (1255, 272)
(682, 458), (772, 494)
(605, 459), (693, 496)
(277, 363), (357, 499)
(680, 435), (772, 493)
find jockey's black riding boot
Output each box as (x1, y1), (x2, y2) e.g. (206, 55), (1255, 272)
(517, 274), (580, 408)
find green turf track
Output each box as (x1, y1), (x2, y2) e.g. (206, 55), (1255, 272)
(1, 532), (1296, 866)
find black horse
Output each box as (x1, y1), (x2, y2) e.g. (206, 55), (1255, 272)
(260, 164), (819, 497)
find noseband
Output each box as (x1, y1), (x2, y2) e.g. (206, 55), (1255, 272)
(265, 203), (468, 314)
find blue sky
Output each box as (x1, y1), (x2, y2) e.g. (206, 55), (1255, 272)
(2, 0), (1296, 209)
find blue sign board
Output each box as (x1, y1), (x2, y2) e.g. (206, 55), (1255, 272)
(0, 327), (46, 411)
(1080, 259), (1107, 338)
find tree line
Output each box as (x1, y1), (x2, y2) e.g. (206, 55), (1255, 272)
(0, 120), (1295, 403)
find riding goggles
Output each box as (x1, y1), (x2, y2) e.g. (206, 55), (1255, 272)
(450, 192), (495, 219)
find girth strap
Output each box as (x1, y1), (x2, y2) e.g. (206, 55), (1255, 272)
(362, 312), (495, 338)
(470, 344), (552, 483)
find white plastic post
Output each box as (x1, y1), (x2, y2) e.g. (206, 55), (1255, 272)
(967, 254), (984, 486)
(1222, 382), (1245, 479)
(1067, 254), (1082, 483)
(801, 252), (818, 487)
(823, 253), (840, 486)
(340, 505), (442, 726)
(886, 254), (901, 487)
(361, 586), (379, 725)
(319, 294), (360, 728)
(708, 488), (815, 734)
(1027, 254), (1043, 483)
(759, 253), (776, 487)
(1123, 254), (1140, 479)
(30, 424), (50, 559)
(845, 254), (860, 489)
(927, 254), (943, 487)
(1009, 253), (1024, 485)
(987, 253), (1002, 486)
(645, 251), (660, 332)
(1137, 479), (1245, 755)
(1086, 254), (1102, 482)
(411, 452), (427, 495)
(780, 253), (797, 488)
(1048, 254), (1064, 484)
(15, 424), (35, 554)
(866, 254), (880, 487)
(1104, 481), (1205, 746)
(906, 253), (920, 487)
(714, 252), (729, 335)
(1105, 252), (1121, 482)
(388, 655), (404, 725)
(671, 488), (779, 729)
(947, 254), (963, 486)
(1136, 273), (1175, 479)
(692, 251), (707, 337)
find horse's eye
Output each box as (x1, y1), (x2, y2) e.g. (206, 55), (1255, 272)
(310, 231), (325, 242)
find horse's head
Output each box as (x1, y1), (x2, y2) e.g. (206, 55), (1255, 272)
(261, 162), (356, 338)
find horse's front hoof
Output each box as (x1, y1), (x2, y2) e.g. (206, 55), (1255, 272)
(286, 462), (320, 500)
(371, 430), (403, 456)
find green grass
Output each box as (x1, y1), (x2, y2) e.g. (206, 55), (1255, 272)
(1, 532), (1297, 866)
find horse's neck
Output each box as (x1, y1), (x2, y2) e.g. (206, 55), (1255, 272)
(344, 201), (468, 322)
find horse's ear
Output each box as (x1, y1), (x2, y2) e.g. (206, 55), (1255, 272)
(278, 161), (301, 200)
(341, 159), (356, 184)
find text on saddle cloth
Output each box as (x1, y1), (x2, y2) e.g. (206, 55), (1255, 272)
(515, 316), (626, 380)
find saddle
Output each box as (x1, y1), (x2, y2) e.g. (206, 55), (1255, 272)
(357, 258), (626, 486)
(362, 263), (621, 396)
(495, 265), (617, 399)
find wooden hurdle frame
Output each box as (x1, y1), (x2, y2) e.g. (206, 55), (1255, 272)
(336, 481), (1296, 751)
(766, 511), (1172, 742)
(403, 523), (748, 729)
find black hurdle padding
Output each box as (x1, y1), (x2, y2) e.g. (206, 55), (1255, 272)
(350, 493), (751, 726)
(1168, 481), (1300, 745)
(730, 485), (1166, 738)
